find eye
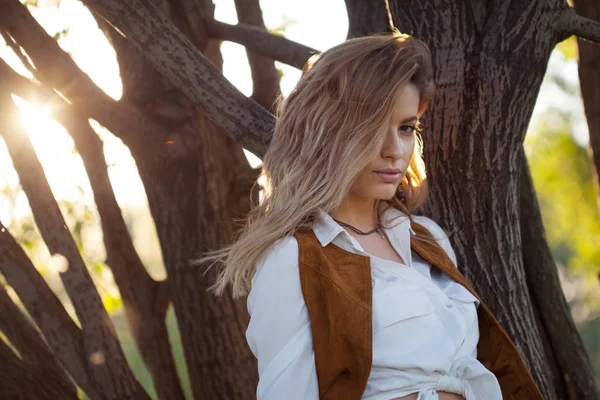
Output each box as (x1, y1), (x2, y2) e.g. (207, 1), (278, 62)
(397, 121), (422, 136)
(398, 125), (416, 135)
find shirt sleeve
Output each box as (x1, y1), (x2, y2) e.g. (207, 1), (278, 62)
(456, 309), (479, 359)
(246, 236), (319, 400)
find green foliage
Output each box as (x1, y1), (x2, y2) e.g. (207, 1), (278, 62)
(526, 121), (600, 278)
(110, 306), (193, 400)
(580, 316), (600, 382)
(526, 108), (600, 383)
(556, 35), (578, 62)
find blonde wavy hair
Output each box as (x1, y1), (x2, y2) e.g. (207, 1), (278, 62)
(202, 31), (436, 298)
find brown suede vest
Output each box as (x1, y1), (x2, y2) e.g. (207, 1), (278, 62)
(294, 229), (543, 400)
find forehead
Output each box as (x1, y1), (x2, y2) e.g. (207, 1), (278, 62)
(391, 83), (420, 121)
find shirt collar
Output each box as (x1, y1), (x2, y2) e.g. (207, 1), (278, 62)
(312, 205), (412, 248)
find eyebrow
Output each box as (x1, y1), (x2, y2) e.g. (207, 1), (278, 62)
(399, 116), (418, 123)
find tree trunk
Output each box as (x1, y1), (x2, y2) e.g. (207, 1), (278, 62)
(94, 1), (260, 398)
(345, 1), (599, 398)
(2, 0), (599, 398)
(1, 0), (260, 397)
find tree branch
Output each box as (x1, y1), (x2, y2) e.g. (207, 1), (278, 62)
(0, 220), (96, 397)
(0, 339), (41, 400)
(0, 87), (149, 399)
(206, 19), (317, 70)
(0, 285), (79, 400)
(556, 7), (600, 44)
(77, 0), (274, 156)
(0, 0), (199, 168)
(0, 58), (183, 400)
(519, 149), (600, 399)
(233, 0), (281, 110)
(0, 30), (36, 76)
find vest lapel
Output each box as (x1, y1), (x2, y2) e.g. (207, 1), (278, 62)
(411, 241), (543, 400)
(295, 229), (373, 399)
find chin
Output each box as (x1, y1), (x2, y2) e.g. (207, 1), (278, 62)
(372, 186), (398, 200)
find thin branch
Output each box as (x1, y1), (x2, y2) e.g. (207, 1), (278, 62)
(0, 286), (79, 400)
(519, 149), (600, 399)
(0, 87), (149, 399)
(77, 0), (274, 156)
(233, 0), (281, 110)
(206, 19), (317, 70)
(0, 0), (193, 168)
(0, 30), (36, 76)
(0, 220), (96, 397)
(0, 58), (182, 399)
(0, 340), (39, 400)
(556, 7), (600, 44)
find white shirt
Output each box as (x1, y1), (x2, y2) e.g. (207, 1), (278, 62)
(246, 207), (503, 400)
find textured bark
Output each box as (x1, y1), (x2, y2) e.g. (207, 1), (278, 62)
(345, 1), (597, 399)
(93, 0), (260, 398)
(0, 217), (95, 397)
(0, 286), (79, 400)
(0, 0), (178, 170)
(2, 0), (598, 398)
(1, 0), (259, 397)
(234, 0), (281, 110)
(0, 341), (77, 400)
(556, 6), (600, 43)
(0, 339), (63, 400)
(82, 0), (273, 156)
(0, 60), (183, 400)
(572, 0), (600, 210)
(519, 149), (600, 399)
(0, 87), (149, 400)
(206, 19), (317, 70)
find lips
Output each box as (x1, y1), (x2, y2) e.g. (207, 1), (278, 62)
(375, 168), (402, 174)
(373, 168), (403, 183)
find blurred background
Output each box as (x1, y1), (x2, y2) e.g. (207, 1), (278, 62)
(0, 0), (598, 398)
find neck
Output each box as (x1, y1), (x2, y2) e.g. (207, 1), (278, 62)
(330, 196), (380, 231)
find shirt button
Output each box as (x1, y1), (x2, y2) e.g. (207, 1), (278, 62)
(445, 300), (453, 308)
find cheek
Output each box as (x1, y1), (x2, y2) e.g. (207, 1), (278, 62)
(349, 168), (375, 193)
(401, 136), (416, 160)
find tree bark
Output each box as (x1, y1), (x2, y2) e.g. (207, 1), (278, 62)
(556, 6), (600, 43)
(0, 217), (96, 397)
(519, 148), (600, 399)
(82, 0), (273, 156)
(572, 0), (600, 210)
(206, 19), (317, 69)
(0, 59), (183, 400)
(2, 0), (599, 398)
(93, 0), (260, 398)
(345, 0), (598, 398)
(234, 0), (281, 110)
(1, 0), (260, 397)
(0, 85), (149, 399)
(0, 286), (79, 400)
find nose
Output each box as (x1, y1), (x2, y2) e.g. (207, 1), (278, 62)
(381, 129), (404, 161)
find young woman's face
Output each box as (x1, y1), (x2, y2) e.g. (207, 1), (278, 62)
(349, 83), (420, 202)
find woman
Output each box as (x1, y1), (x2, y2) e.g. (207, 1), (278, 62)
(205, 32), (542, 399)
